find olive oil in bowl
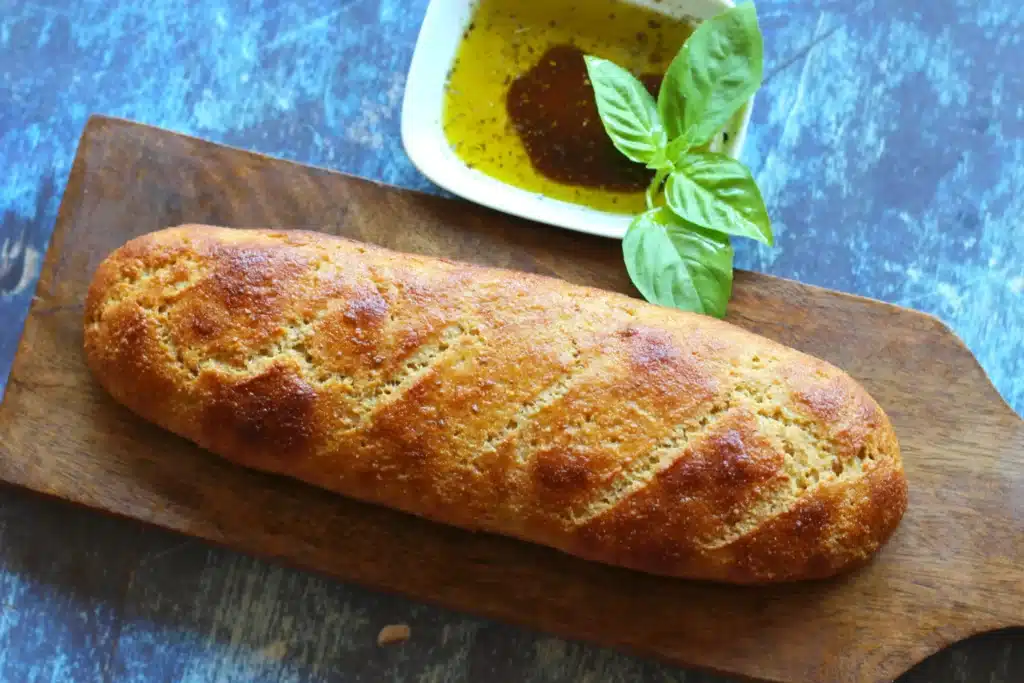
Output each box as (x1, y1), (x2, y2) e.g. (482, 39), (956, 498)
(442, 0), (695, 215)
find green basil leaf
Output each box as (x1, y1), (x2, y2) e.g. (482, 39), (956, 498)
(658, 44), (690, 142)
(584, 56), (666, 165)
(664, 152), (773, 245)
(623, 208), (734, 318)
(679, 2), (764, 147)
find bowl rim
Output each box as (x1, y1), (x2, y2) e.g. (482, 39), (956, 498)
(400, 0), (750, 241)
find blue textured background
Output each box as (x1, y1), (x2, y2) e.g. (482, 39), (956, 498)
(0, 0), (1021, 681)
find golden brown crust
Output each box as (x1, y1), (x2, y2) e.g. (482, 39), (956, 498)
(83, 225), (908, 583)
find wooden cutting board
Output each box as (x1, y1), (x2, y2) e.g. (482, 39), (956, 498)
(1, 116), (1021, 683)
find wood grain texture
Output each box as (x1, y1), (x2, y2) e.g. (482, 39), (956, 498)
(1, 117), (1021, 683)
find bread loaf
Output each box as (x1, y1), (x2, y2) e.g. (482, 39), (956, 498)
(83, 225), (907, 583)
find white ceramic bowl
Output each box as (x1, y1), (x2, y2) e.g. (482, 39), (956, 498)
(401, 0), (752, 240)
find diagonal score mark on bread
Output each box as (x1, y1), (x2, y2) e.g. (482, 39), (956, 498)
(352, 323), (470, 423)
(575, 354), (882, 549)
(83, 225), (908, 584)
(481, 342), (588, 464)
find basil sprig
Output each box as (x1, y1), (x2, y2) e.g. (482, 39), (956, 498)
(584, 2), (770, 318)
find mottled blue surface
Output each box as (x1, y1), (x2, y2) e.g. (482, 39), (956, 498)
(0, 0), (1021, 681)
